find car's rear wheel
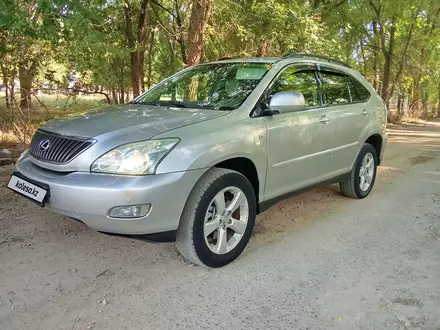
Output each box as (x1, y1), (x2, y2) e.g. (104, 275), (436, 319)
(176, 168), (256, 268)
(340, 143), (377, 199)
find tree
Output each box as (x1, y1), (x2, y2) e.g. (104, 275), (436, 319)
(124, 0), (150, 97)
(186, 0), (212, 66)
(0, 0), (65, 108)
(1, 0), (440, 119)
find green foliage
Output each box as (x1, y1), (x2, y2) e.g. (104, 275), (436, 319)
(0, 0), (439, 117)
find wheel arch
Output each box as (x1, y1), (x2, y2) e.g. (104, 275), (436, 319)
(214, 157), (261, 211)
(364, 134), (383, 165)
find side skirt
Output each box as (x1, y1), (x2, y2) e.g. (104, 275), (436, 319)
(258, 172), (351, 214)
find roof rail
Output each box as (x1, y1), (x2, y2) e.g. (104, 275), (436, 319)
(213, 57), (235, 61)
(280, 51), (351, 68)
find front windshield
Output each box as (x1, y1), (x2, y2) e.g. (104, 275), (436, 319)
(135, 62), (272, 110)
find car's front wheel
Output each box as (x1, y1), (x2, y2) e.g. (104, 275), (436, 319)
(176, 168), (256, 268)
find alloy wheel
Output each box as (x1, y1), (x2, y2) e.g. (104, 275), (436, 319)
(359, 152), (375, 191)
(203, 186), (249, 254)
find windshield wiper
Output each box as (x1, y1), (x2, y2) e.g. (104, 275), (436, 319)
(143, 100), (188, 108)
(166, 100), (189, 108)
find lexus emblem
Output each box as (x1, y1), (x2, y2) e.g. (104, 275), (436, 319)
(39, 139), (51, 151)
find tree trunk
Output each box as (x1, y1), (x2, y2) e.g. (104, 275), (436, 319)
(437, 96), (440, 118)
(124, 0), (149, 98)
(397, 92), (403, 120)
(389, 8), (419, 100)
(124, 2), (138, 95)
(9, 77), (15, 106)
(119, 65), (125, 103)
(256, 39), (270, 57)
(411, 75), (422, 116)
(120, 83), (125, 104)
(168, 38), (176, 72)
(408, 3), (438, 118)
(1, 67), (10, 109)
(120, 88), (125, 103)
(381, 52), (391, 107)
(18, 63), (36, 109)
(370, 2), (396, 108)
(380, 18), (396, 109)
(359, 40), (367, 77)
(174, 0), (187, 63)
(437, 84), (440, 118)
(186, 0), (213, 67)
(138, 0), (149, 93)
(140, 51), (145, 93)
(112, 87), (119, 104)
(421, 84), (430, 118)
(147, 28), (155, 89)
(372, 21), (379, 91)
(128, 50), (141, 98)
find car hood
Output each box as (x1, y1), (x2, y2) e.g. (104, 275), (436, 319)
(42, 104), (228, 139)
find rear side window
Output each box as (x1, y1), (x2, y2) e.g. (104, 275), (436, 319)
(271, 69), (320, 108)
(348, 77), (371, 102)
(320, 72), (351, 105)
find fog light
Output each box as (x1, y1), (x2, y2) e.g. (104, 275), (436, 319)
(108, 204), (151, 219)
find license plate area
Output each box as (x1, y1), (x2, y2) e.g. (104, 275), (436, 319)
(7, 172), (50, 206)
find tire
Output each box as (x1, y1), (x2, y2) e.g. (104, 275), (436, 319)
(176, 168), (257, 268)
(339, 143), (378, 199)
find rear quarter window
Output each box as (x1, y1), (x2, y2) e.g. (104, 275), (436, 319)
(348, 77), (371, 102)
(320, 72), (351, 105)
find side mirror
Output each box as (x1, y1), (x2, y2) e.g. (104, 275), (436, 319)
(269, 91), (306, 114)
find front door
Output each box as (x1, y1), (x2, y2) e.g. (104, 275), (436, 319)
(263, 66), (334, 200)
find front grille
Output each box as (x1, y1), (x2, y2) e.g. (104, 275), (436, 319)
(30, 130), (95, 164)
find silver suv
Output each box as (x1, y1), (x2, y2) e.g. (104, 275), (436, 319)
(8, 53), (387, 267)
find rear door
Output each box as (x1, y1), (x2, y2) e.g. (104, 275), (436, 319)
(319, 69), (371, 175)
(263, 65), (334, 200)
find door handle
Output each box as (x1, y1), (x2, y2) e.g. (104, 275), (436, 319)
(319, 115), (331, 125)
(362, 109), (370, 116)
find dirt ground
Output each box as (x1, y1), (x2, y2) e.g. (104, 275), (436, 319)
(1, 122), (440, 329)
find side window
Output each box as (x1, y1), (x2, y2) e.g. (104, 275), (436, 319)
(320, 72), (351, 105)
(348, 77), (371, 102)
(271, 68), (320, 108)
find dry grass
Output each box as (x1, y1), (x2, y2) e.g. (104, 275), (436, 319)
(399, 117), (440, 126)
(0, 92), (109, 153)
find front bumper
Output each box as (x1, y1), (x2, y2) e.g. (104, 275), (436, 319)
(15, 157), (206, 235)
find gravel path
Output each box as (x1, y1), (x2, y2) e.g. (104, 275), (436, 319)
(1, 122), (439, 330)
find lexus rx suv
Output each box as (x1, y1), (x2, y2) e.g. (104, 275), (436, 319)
(8, 53), (387, 267)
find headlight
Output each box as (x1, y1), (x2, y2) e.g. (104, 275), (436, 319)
(91, 138), (179, 175)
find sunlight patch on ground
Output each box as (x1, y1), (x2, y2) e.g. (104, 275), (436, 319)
(387, 130), (440, 137)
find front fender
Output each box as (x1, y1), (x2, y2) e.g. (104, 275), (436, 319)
(155, 115), (268, 200)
